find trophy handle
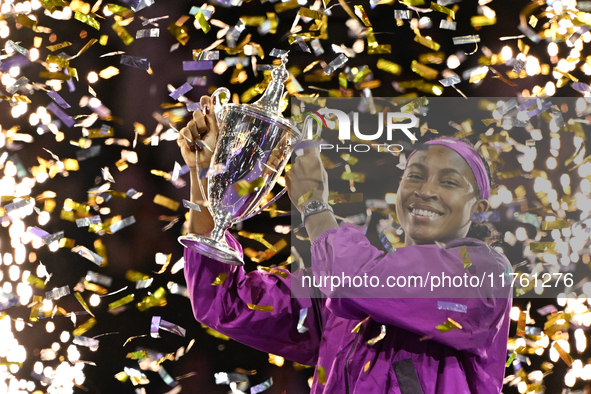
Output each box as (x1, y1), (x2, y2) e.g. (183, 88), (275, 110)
(242, 187), (288, 221)
(211, 87), (231, 124)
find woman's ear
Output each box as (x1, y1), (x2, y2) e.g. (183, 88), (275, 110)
(473, 199), (489, 214)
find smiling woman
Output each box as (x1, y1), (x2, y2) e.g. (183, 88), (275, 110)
(397, 138), (493, 246)
(180, 100), (514, 394)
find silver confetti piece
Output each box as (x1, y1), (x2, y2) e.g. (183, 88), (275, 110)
(110, 216), (136, 233)
(6, 76), (29, 95)
(136, 278), (153, 289)
(167, 282), (189, 297)
(323, 54), (348, 75)
(76, 215), (102, 227)
(394, 10), (411, 19)
(136, 28), (160, 39)
(439, 75), (461, 87)
(45, 285), (70, 300)
(439, 20), (457, 30)
(72, 245), (104, 266)
(73, 335), (99, 351)
(310, 39), (324, 56)
(194, 50), (219, 60)
(297, 308), (308, 333)
(269, 48), (289, 57)
(452, 35), (480, 45)
(250, 377), (273, 394)
(86, 271), (113, 287)
(43, 230), (64, 245)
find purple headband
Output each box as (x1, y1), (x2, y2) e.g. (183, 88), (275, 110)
(404, 138), (490, 200)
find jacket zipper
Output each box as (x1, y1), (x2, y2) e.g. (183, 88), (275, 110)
(344, 330), (361, 394)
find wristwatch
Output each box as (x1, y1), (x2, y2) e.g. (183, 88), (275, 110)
(301, 200), (334, 224)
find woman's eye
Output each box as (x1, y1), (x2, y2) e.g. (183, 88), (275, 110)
(407, 174), (421, 179)
(442, 180), (458, 186)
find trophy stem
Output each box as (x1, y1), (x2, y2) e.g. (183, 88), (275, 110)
(211, 210), (233, 243)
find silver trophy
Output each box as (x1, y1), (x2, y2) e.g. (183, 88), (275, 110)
(178, 55), (301, 265)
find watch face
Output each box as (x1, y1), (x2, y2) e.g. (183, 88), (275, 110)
(307, 200), (323, 210)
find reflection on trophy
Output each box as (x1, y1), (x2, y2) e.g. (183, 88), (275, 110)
(178, 54), (301, 265)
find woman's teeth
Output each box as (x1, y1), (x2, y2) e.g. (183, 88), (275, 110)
(412, 208), (441, 218)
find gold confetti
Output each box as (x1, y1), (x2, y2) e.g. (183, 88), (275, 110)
(414, 34), (441, 51)
(297, 190), (313, 206)
(247, 303), (274, 312)
(212, 273), (228, 286)
(541, 220), (569, 230)
(516, 311), (526, 338)
(430, 2), (455, 19)
(46, 41), (72, 51)
(195, 11), (211, 34)
(112, 22), (134, 46)
(108, 294), (135, 311)
(99, 66), (120, 79)
(471, 15), (496, 26)
(153, 194), (180, 211)
(275, 0), (299, 13)
(496, 169), (522, 180)
(436, 317), (463, 333)
(411, 60), (438, 80)
(27, 274), (46, 289)
(258, 267), (289, 279)
(74, 11), (100, 30)
(201, 324), (230, 340)
(529, 242), (556, 253)
(459, 246), (472, 269)
(75, 292), (95, 317)
(316, 365), (327, 385)
(553, 342), (573, 367)
(376, 59), (402, 75)
(506, 346), (526, 367)
(136, 287), (167, 311)
(73, 317), (97, 336)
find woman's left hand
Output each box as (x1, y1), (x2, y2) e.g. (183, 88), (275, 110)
(285, 147), (329, 215)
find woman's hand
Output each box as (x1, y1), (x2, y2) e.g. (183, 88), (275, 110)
(285, 147), (329, 215)
(177, 96), (220, 170)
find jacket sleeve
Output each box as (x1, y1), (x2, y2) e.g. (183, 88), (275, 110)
(183, 232), (323, 366)
(309, 227), (512, 354)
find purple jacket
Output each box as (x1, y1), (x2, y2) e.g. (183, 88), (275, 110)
(184, 227), (513, 393)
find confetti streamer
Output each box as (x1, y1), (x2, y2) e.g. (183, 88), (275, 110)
(136, 28), (160, 39)
(74, 292), (95, 317)
(367, 325), (386, 346)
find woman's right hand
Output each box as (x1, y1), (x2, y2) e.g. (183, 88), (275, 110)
(177, 96), (220, 170)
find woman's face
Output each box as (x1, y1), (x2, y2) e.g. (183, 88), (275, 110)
(395, 145), (489, 246)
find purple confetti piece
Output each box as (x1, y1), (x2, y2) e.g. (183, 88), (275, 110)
(186, 101), (201, 112)
(159, 319), (186, 337)
(47, 102), (75, 128)
(572, 81), (591, 94)
(150, 316), (161, 338)
(437, 301), (467, 313)
(47, 89), (71, 109)
(169, 82), (193, 100)
(188, 76), (207, 86)
(28, 227), (50, 239)
(182, 60), (213, 71)
(120, 55), (150, 70)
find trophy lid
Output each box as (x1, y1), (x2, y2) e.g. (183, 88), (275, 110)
(250, 53), (289, 115)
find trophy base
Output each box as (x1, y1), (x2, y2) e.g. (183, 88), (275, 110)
(178, 234), (244, 266)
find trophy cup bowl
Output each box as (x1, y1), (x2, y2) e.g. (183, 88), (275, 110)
(178, 56), (301, 265)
